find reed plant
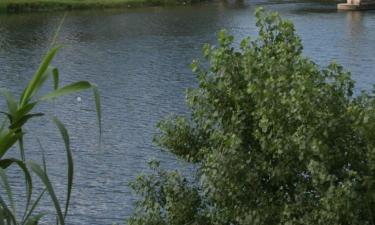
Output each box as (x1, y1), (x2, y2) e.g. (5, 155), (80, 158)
(0, 45), (101, 224)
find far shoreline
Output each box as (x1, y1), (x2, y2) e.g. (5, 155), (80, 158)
(0, 0), (204, 13)
(0, 0), (343, 15)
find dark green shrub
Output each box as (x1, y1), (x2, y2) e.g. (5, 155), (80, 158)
(129, 8), (375, 225)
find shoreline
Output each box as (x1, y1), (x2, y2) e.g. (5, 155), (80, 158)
(0, 0), (344, 15)
(0, 0), (202, 13)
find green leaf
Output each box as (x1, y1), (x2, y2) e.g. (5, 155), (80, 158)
(23, 189), (46, 224)
(40, 81), (92, 101)
(25, 213), (46, 225)
(30, 66), (54, 101)
(0, 195), (16, 225)
(0, 111), (13, 124)
(29, 161), (65, 225)
(92, 85), (102, 144)
(20, 46), (61, 106)
(37, 139), (48, 173)
(0, 159), (13, 169)
(0, 131), (20, 159)
(53, 68), (59, 90)
(0, 168), (16, 217)
(9, 113), (44, 130)
(0, 207), (4, 225)
(0, 89), (17, 117)
(0, 158), (33, 223)
(14, 102), (38, 122)
(52, 117), (73, 219)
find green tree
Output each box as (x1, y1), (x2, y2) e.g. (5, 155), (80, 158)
(129, 8), (375, 225)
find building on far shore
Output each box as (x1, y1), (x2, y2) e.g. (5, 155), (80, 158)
(338, 0), (375, 10)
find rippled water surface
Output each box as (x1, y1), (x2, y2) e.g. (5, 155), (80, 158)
(0, 1), (374, 224)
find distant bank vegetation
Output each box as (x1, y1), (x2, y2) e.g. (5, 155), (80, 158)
(0, 0), (202, 13)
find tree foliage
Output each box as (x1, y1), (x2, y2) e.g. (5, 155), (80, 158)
(129, 8), (375, 225)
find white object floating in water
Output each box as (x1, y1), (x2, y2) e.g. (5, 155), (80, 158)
(76, 97), (82, 102)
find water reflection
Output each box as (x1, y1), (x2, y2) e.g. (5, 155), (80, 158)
(0, 13), (59, 50)
(221, 0), (247, 9)
(346, 11), (364, 38)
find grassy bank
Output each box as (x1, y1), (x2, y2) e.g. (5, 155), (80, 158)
(0, 0), (197, 13)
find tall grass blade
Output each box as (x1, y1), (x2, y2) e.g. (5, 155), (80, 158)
(0, 112), (12, 124)
(15, 102), (37, 121)
(0, 159), (12, 169)
(50, 13), (67, 48)
(0, 89), (17, 117)
(23, 189), (46, 224)
(0, 158), (33, 223)
(0, 168), (15, 217)
(29, 161), (64, 225)
(30, 67), (54, 99)
(53, 68), (59, 90)
(37, 139), (48, 173)
(0, 195), (16, 224)
(20, 46), (60, 106)
(0, 132), (20, 158)
(92, 85), (102, 145)
(0, 207), (4, 225)
(25, 213), (46, 225)
(51, 117), (73, 219)
(18, 137), (25, 162)
(9, 113), (44, 130)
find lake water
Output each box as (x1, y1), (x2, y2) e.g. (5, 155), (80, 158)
(0, 1), (374, 224)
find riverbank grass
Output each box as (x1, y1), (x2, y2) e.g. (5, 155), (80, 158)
(0, 0), (191, 12)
